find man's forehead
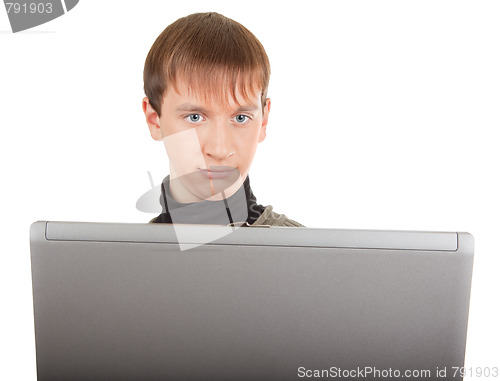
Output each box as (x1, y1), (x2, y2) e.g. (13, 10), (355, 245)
(163, 78), (262, 111)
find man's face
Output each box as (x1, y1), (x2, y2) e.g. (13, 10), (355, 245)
(143, 79), (270, 203)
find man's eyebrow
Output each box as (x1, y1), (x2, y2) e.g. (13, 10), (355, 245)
(175, 103), (260, 113)
(235, 104), (260, 112)
(175, 103), (209, 113)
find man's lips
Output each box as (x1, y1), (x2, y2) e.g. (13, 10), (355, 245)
(199, 166), (235, 172)
(198, 166), (235, 179)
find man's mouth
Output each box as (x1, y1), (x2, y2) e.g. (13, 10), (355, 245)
(198, 166), (235, 179)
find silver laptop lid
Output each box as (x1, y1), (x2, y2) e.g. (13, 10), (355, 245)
(30, 221), (474, 381)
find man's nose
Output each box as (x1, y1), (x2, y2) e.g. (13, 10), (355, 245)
(204, 121), (235, 161)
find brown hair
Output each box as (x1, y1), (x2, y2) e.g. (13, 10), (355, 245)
(143, 12), (271, 117)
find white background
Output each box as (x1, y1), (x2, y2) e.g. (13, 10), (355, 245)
(1, 0), (499, 379)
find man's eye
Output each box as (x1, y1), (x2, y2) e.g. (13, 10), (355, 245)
(234, 115), (250, 124)
(186, 114), (203, 123)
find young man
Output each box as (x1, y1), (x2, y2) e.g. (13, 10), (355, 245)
(142, 12), (304, 227)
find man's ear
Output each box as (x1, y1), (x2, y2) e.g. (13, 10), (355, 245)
(142, 97), (163, 141)
(258, 98), (271, 143)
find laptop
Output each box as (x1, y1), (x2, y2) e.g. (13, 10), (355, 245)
(29, 221), (474, 381)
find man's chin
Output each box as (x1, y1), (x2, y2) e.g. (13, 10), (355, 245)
(181, 169), (242, 201)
